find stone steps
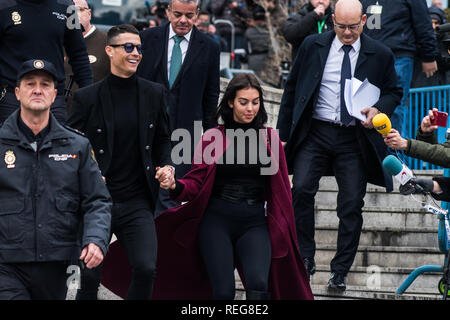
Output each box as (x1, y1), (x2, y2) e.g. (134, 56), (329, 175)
(311, 264), (443, 291)
(311, 285), (442, 300)
(316, 225), (439, 248)
(315, 205), (440, 230)
(315, 244), (444, 269)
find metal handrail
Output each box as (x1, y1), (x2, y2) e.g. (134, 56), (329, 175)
(213, 19), (235, 68)
(407, 85), (450, 170)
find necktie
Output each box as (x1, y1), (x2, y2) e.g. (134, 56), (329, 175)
(340, 44), (353, 126)
(169, 35), (183, 88)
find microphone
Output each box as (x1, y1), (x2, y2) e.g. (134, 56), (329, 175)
(382, 155), (427, 195)
(382, 155), (413, 185)
(372, 113), (392, 136)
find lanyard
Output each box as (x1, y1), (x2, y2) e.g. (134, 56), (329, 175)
(317, 20), (325, 34)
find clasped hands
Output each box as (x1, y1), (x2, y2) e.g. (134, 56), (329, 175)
(155, 165), (176, 190)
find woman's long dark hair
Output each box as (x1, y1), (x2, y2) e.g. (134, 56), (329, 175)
(214, 73), (268, 129)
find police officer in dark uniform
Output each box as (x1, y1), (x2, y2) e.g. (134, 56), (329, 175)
(0, 0), (93, 126)
(0, 59), (111, 300)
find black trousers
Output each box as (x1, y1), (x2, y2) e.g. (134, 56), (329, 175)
(0, 92), (67, 125)
(0, 262), (69, 300)
(292, 120), (367, 276)
(198, 197), (271, 300)
(76, 199), (157, 300)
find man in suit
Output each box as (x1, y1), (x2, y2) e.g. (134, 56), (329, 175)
(67, 24), (173, 300)
(138, 0), (220, 214)
(277, 0), (402, 291)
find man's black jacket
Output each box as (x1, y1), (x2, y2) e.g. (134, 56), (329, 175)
(67, 75), (173, 211)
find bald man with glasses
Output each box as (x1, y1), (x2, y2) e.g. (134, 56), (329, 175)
(277, 0), (402, 292)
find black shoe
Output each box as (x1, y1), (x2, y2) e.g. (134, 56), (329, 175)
(328, 272), (346, 292)
(303, 257), (316, 277)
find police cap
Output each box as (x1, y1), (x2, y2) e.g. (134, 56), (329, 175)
(17, 59), (58, 82)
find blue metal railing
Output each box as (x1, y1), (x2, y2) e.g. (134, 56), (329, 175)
(406, 85), (450, 170)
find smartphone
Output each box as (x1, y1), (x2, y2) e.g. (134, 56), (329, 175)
(431, 110), (448, 127)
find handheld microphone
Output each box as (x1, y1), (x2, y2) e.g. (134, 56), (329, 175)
(382, 155), (427, 195)
(372, 113), (392, 136)
(382, 155), (413, 185)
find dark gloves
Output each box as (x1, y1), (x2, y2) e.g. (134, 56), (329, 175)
(399, 178), (434, 195)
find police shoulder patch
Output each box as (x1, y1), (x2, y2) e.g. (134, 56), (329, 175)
(64, 125), (85, 137)
(0, 0), (17, 10)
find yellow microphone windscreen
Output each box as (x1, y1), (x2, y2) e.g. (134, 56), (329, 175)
(372, 113), (392, 136)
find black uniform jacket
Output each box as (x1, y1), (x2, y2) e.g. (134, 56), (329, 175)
(0, 110), (111, 263)
(67, 76), (172, 210)
(277, 31), (402, 191)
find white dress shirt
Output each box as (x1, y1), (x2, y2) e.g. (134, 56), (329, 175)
(313, 36), (361, 125)
(167, 25), (192, 74)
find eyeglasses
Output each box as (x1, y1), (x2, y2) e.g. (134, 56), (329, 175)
(109, 43), (143, 54)
(334, 20), (361, 31)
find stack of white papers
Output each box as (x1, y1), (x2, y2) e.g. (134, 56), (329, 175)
(344, 78), (380, 121)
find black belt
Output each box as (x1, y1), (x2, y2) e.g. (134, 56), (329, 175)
(313, 118), (355, 128)
(212, 184), (265, 205)
(213, 194), (264, 206)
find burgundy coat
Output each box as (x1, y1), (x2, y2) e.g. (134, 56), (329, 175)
(101, 126), (314, 300)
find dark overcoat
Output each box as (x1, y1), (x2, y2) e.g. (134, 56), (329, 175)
(67, 76), (172, 210)
(277, 31), (402, 191)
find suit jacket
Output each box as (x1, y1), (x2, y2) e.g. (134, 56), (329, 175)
(67, 75), (172, 209)
(277, 31), (402, 191)
(138, 23), (220, 136)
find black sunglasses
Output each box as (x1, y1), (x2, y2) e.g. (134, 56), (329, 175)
(110, 43), (142, 54)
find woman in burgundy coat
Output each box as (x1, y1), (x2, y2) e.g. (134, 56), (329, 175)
(101, 74), (313, 300)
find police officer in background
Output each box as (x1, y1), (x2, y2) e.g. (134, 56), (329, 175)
(0, 59), (111, 300)
(0, 0), (93, 126)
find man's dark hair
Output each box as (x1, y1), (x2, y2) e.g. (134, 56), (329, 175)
(107, 24), (140, 45)
(215, 73), (267, 129)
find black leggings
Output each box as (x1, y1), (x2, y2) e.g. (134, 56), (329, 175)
(198, 198), (271, 300)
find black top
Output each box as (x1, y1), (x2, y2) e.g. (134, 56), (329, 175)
(213, 120), (269, 201)
(172, 120), (270, 201)
(0, 0), (93, 93)
(104, 73), (149, 202)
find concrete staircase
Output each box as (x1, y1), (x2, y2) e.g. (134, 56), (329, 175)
(310, 170), (447, 300)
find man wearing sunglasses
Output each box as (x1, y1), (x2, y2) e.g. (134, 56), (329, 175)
(138, 0), (220, 215)
(277, 0), (402, 292)
(67, 24), (173, 300)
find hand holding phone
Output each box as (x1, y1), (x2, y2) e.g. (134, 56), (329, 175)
(431, 110), (448, 127)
